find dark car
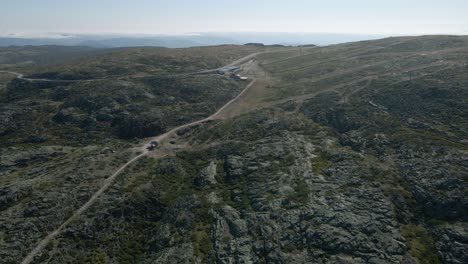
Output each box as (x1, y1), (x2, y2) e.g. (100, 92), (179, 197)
(147, 141), (159, 151)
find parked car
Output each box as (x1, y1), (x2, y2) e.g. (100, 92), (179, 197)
(147, 141), (159, 151)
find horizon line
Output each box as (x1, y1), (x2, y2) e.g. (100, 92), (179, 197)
(1, 31), (467, 39)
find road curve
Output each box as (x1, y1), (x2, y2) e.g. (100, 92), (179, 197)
(0, 71), (24, 78)
(0, 70), (99, 83)
(1, 47), (283, 82)
(189, 50), (284, 75)
(20, 59), (258, 264)
(146, 79), (256, 150)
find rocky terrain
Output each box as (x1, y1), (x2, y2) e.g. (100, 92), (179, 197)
(0, 45), (267, 146)
(0, 37), (467, 263)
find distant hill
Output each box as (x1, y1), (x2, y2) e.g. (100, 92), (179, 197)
(0, 45), (105, 66)
(0, 35), (242, 48)
(0, 33), (387, 48)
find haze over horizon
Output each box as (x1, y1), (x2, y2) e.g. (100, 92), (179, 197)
(2, 0), (468, 38)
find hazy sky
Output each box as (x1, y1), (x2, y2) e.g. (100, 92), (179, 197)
(2, 0), (467, 37)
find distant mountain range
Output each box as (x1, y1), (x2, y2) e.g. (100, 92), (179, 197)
(0, 33), (386, 48)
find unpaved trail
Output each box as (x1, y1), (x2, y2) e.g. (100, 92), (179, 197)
(144, 79), (257, 151)
(0, 70), (107, 83)
(213, 62), (273, 119)
(190, 50), (288, 76)
(20, 152), (147, 264)
(339, 77), (374, 104)
(0, 70), (24, 78)
(20, 54), (260, 264)
(1, 50), (276, 83)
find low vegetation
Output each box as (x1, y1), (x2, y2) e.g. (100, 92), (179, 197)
(1, 37), (467, 263)
(401, 224), (441, 264)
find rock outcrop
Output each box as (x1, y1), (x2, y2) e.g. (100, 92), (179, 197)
(194, 160), (218, 188)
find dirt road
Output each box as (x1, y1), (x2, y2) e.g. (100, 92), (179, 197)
(20, 54), (260, 264)
(0, 71), (24, 78)
(0, 70), (107, 83)
(142, 78), (257, 151)
(1, 51), (269, 83)
(189, 50), (282, 76)
(20, 152), (147, 264)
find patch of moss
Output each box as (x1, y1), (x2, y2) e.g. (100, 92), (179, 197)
(337, 182), (361, 192)
(311, 155), (332, 175)
(117, 234), (148, 264)
(401, 224), (441, 264)
(287, 178), (310, 206)
(150, 156), (196, 206)
(192, 223), (213, 260)
(281, 153), (296, 167)
(37, 180), (57, 191)
(460, 172), (468, 183)
(427, 218), (450, 226)
(223, 178), (254, 213)
(88, 249), (107, 264)
(123, 157), (156, 193)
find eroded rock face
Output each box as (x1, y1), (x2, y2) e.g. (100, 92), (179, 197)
(0, 185), (33, 210)
(194, 160), (218, 188)
(397, 145), (468, 221)
(3, 109), (465, 264)
(432, 223), (468, 264)
(225, 155), (245, 181)
(204, 133), (409, 263)
(211, 206), (253, 263)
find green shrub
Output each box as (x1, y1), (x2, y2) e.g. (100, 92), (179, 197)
(288, 178), (310, 205)
(401, 224), (441, 264)
(88, 249), (107, 264)
(311, 155), (332, 175)
(192, 223), (212, 260)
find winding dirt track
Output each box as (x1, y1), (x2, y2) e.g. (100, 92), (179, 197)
(20, 152), (146, 264)
(145, 78), (257, 151)
(0, 51), (269, 82)
(0, 70), (100, 82)
(19, 56), (259, 264)
(0, 71), (24, 78)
